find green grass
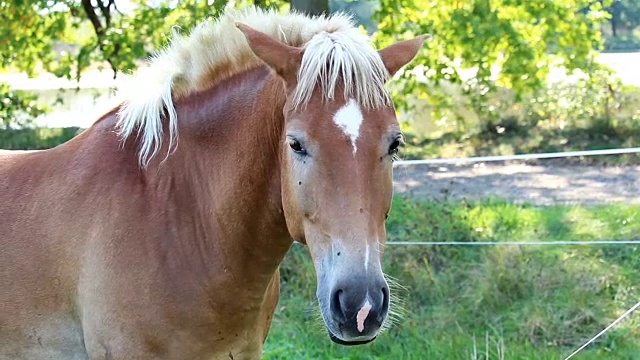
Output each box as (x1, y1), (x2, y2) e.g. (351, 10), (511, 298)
(263, 197), (640, 359)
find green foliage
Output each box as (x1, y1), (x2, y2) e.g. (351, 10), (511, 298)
(0, 83), (49, 129)
(0, 0), (234, 80)
(0, 1), (68, 77)
(264, 197), (640, 359)
(373, 0), (611, 124)
(400, 121), (640, 165)
(608, 0), (640, 32)
(603, 0), (640, 50)
(0, 0), (291, 129)
(0, 0), (293, 82)
(331, 0), (378, 32)
(0, 127), (80, 149)
(1, 0), (634, 153)
(604, 32), (640, 51)
(398, 77), (640, 164)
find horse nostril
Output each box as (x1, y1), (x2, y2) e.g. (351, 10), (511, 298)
(331, 289), (346, 322)
(380, 286), (390, 320)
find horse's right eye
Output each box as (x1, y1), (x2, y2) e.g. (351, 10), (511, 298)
(288, 139), (307, 155)
(388, 135), (404, 156)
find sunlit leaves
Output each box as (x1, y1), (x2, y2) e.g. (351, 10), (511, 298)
(373, 0), (610, 126)
(0, 1), (69, 76)
(0, 0), (264, 81)
(0, 83), (48, 129)
(0, 0), (620, 133)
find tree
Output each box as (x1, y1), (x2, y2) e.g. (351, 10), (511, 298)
(1, 0), (332, 81)
(611, 0), (640, 35)
(0, 0), (281, 128)
(331, 0), (377, 32)
(291, 0), (329, 15)
(0, 0), (243, 81)
(0, 83), (48, 130)
(0, 0), (614, 132)
(372, 0), (611, 129)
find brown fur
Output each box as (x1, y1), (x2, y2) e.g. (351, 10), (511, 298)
(0, 21), (425, 360)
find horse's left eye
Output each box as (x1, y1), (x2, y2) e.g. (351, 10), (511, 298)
(289, 139), (307, 155)
(388, 137), (403, 155)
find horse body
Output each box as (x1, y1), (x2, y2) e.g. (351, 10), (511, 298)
(1, 67), (289, 359)
(1, 7), (425, 359)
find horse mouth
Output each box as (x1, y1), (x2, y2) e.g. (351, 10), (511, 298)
(329, 332), (376, 346)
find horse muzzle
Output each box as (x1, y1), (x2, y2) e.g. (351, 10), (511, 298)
(319, 274), (390, 345)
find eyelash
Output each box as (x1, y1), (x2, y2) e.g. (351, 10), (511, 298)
(389, 137), (403, 160)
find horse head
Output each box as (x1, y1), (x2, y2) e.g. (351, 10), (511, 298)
(238, 23), (426, 345)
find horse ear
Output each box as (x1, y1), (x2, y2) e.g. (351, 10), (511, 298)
(236, 23), (302, 85)
(378, 35), (430, 77)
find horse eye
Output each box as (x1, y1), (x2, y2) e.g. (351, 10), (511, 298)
(388, 138), (402, 155)
(289, 139), (306, 155)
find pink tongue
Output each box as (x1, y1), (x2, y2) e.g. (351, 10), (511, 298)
(356, 301), (372, 333)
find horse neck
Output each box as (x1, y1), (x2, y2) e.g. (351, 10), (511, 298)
(146, 66), (292, 285)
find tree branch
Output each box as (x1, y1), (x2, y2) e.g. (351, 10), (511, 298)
(81, 0), (120, 77)
(81, 0), (104, 37)
(96, 0), (111, 28)
(109, 0), (123, 16)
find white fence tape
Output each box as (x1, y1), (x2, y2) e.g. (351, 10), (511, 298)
(386, 240), (640, 246)
(564, 301), (640, 360)
(394, 147), (640, 166)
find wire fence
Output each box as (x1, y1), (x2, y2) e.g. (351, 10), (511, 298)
(389, 147), (640, 247)
(393, 147), (640, 166)
(564, 301), (640, 360)
(386, 240), (640, 246)
(388, 146), (640, 358)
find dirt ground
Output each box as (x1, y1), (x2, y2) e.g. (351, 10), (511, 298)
(393, 163), (640, 205)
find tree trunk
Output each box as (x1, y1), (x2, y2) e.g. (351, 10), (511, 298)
(290, 0), (329, 16)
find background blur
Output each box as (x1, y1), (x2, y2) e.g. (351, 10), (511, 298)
(1, 1), (639, 359)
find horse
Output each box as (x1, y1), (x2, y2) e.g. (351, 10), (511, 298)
(0, 7), (425, 359)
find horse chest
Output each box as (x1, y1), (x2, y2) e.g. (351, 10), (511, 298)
(74, 261), (279, 359)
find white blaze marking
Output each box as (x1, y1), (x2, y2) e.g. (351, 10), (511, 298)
(364, 242), (370, 272)
(356, 300), (372, 333)
(333, 98), (363, 154)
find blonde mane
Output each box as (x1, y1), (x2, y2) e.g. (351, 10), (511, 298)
(117, 7), (391, 168)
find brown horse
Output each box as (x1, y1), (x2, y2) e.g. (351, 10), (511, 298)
(0, 7), (425, 359)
